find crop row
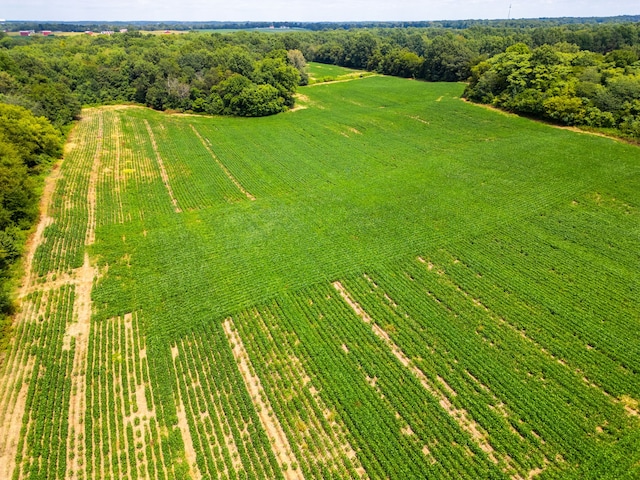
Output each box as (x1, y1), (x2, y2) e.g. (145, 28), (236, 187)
(13, 285), (75, 480)
(256, 286), (506, 479)
(439, 213), (640, 399)
(171, 322), (282, 479)
(93, 110), (179, 230)
(119, 113), (178, 221)
(338, 272), (546, 476)
(94, 110), (183, 231)
(95, 111), (127, 228)
(32, 111), (100, 277)
(145, 117), (248, 209)
(0, 290), (49, 414)
(231, 307), (367, 478)
(84, 312), (165, 480)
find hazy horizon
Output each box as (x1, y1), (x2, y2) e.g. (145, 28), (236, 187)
(2, 0), (639, 23)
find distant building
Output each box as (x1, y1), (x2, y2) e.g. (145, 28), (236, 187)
(19, 30), (31, 36)
(101, 30), (114, 35)
(85, 31), (93, 35)
(42, 30), (52, 36)
(119, 28), (128, 33)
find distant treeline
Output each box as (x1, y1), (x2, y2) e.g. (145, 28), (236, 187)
(2, 22), (639, 127)
(4, 15), (640, 32)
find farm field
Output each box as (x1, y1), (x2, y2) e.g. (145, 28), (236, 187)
(0, 71), (639, 479)
(307, 62), (377, 84)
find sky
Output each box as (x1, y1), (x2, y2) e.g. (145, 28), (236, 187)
(1, 0), (639, 22)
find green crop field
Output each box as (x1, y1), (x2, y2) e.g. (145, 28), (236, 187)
(0, 71), (639, 479)
(307, 62), (377, 84)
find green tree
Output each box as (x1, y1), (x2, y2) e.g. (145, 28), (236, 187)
(287, 49), (309, 86)
(0, 103), (62, 169)
(422, 34), (475, 81)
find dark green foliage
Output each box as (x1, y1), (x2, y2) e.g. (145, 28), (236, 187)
(422, 34), (475, 81)
(464, 42), (640, 136)
(26, 80), (81, 128)
(0, 103), (62, 168)
(0, 32), (302, 118)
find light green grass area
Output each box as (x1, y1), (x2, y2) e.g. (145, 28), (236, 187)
(2, 76), (639, 479)
(307, 61), (376, 84)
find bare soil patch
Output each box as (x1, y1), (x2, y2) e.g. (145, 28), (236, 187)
(620, 395), (640, 417)
(65, 254), (96, 479)
(410, 115), (430, 125)
(289, 93), (311, 112)
(170, 342), (204, 479)
(175, 391), (202, 479)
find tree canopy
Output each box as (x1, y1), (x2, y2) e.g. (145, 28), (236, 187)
(0, 31), (305, 120)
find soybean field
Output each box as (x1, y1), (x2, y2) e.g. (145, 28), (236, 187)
(1, 71), (639, 479)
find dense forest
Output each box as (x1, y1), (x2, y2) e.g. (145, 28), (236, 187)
(1, 19), (640, 346)
(0, 31), (305, 120)
(4, 15), (640, 33)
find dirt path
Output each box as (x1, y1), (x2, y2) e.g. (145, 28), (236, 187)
(18, 166), (59, 298)
(190, 125), (256, 201)
(332, 281), (524, 478)
(175, 396), (201, 480)
(222, 318), (303, 480)
(307, 73), (380, 87)
(65, 254), (96, 479)
(65, 110), (106, 478)
(85, 112), (103, 245)
(144, 119), (182, 213)
(65, 111), (103, 478)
